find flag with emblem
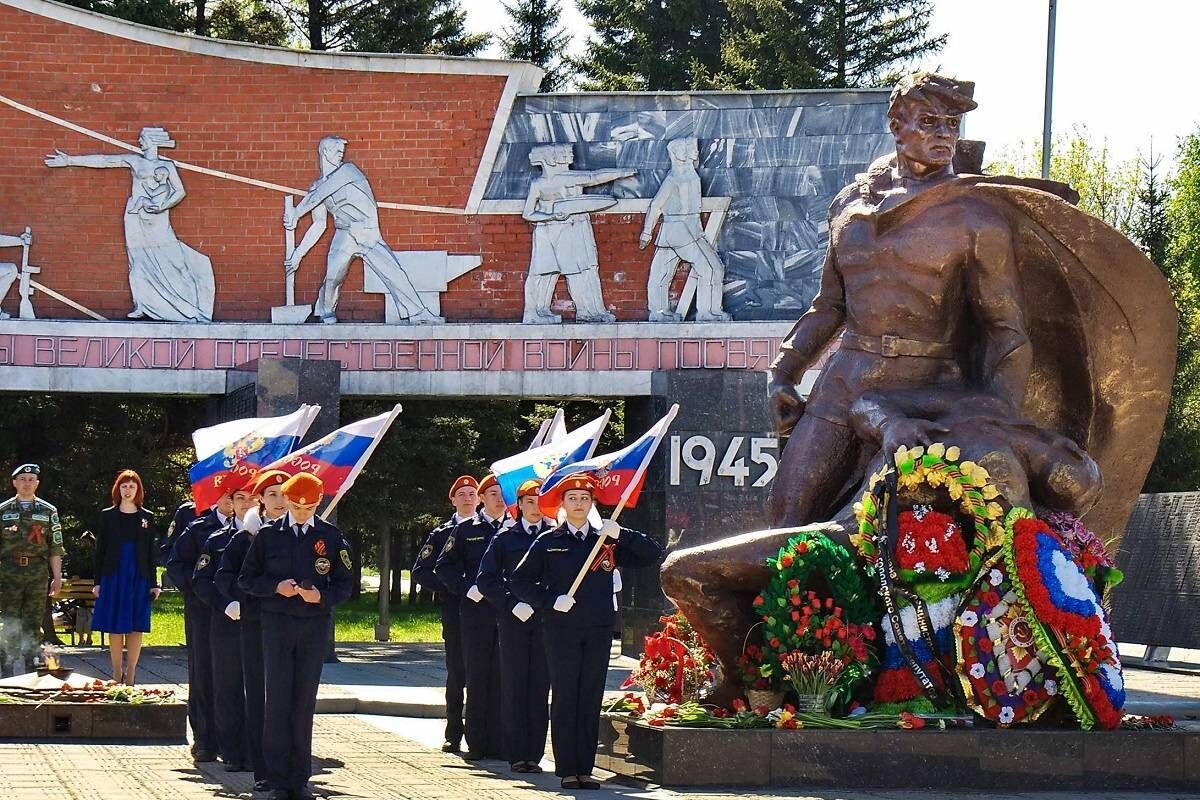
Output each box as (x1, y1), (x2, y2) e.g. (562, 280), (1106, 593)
(491, 410), (611, 505)
(538, 404), (679, 517)
(189, 405), (321, 510)
(251, 404), (403, 517)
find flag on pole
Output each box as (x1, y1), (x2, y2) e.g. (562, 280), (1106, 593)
(251, 405), (403, 516)
(491, 410), (611, 504)
(527, 408), (566, 450)
(188, 405), (320, 510)
(538, 404), (679, 517)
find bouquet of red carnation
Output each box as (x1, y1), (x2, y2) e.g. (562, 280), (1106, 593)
(735, 641), (778, 690)
(622, 612), (715, 704)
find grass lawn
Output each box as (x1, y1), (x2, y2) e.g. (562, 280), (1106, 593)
(144, 590), (442, 646)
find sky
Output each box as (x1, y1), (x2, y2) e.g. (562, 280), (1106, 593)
(459, 0), (1200, 167)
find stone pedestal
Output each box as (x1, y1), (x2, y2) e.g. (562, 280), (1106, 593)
(254, 357), (342, 442)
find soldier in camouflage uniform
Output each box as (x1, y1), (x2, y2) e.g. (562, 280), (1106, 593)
(0, 464), (65, 676)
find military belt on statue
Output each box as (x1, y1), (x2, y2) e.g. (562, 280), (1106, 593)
(842, 332), (956, 359)
(13, 555), (34, 567)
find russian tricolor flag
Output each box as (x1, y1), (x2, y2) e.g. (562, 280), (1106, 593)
(252, 404), (402, 510)
(491, 411), (611, 505)
(188, 405), (320, 510)
(539, 404), (679, 516)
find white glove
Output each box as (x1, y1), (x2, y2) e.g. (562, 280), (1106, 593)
(553, 594), (576, 613)
(600, 519), (621, 540)
(466, 584), (484, 603)
(612, 568), (623, 594)
(241, 507), (262, 535)
(512, 602), (535, 622)
(224, 601), (241, 621)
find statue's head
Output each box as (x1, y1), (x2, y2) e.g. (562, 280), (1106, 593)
(529, 144), (573, 174)
(318, 135), (348, 175)
(887, 72), (976, 174)
(666, 138), (699, 167)
(138, 127), (175, 158)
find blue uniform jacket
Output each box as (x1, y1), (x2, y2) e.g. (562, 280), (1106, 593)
(165, 509), (223, 603)
(192, 523), (237, 609)
(476, 518), (551, 614)
(214, 521), (276, 620)
(160, 501), (198, 565)
(410, 516), (457, 596)
(432, 512), (504, 597)
(510, 522), (662, 628)
(236, 515), (355, 617)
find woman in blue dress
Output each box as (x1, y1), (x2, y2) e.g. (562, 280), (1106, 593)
(92, 470), (161, 684)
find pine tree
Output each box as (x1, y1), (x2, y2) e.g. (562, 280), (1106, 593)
(500, 0), (573, 92)
(574, 0), (729, 91)
(336, 0), (490, 54)
(207, 0), (289, 45)
(718, 0), (946, 89)
(60, 0), (192, 33)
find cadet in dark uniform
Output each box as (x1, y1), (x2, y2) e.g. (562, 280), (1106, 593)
(238, 472), (354, 800)
(0, 464), (64, 676)
(193, 479), (257, 773)
(433, 473), (506, 761)
(511, 475), (663, 790)
(166, 487), (235, 762)
(216, 469), (289, 794)
(476, 479), (551, 774)
(160, 500), (198, 566)
(410, 474), (477, 753)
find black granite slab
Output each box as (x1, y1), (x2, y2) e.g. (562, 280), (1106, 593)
(0, 702), (187, 741)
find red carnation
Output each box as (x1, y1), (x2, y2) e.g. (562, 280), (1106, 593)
(797, 541), (809, 555)
(780, 554), (794, 568)
(991, 680), (1007, 696)
(752, 596), (764, 607)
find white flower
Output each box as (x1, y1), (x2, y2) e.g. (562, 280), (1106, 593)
(913, 562), (926, 573)
(934, 567), (951, 582)
(998, 706), (1015, 725)
(960, 610), (979, 627)
(912, 504), (930, 521)
(925, 538), (940, 553)
(1044, 679), (1058, 696)
(989, 569), (1003, 586)
(901, 533), (917, 554)
(969, 662), (985, 679)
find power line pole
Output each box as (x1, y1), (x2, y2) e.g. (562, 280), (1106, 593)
(1041, 0), (1057, 179)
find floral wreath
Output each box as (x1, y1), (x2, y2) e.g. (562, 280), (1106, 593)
(752, 531), (877, 680)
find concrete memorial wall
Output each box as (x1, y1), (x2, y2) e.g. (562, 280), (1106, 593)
(0, 0), (894, 632)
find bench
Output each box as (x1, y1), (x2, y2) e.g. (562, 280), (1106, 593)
(51, 578), (105, 646)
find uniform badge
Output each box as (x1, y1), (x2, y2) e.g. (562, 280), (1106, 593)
(52, 530), (63, 545)
(420, 543), (433, 560)
(197, 553), (211, 570)
(314, 557), (331, 575)
(314, 539), (327, 556)
(340, 549), (352, 570)
(589, 543), (616, 573)
(442, 536), (455, 554)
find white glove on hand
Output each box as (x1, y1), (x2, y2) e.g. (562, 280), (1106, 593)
(612, 568), (623, 594)
(241, 507), (262, 535)
(512, 602), (535, 622)
(600, 519), (621, 540)
(466, 584), (484, 603)
(224, 601), (241, 621)
(553, 594), (576, 613)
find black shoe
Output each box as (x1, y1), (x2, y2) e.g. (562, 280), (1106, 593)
(461, 750), (485, 761)
(560, 777), (582, 789)
(525, 763), (543, 774)
(253, 780), (271, 792)
(579, 778), (601, 790)
(267, 790), (289, 800)
(223, 761), (245, 772)
(441, 740), (461, 753)
(193, 750), (216, 763)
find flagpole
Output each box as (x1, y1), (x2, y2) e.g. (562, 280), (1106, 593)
(584, 408), (611, 460)
(319, 403), (403, 521)
(529, 418), (551, 450)
(567, 403), (678, 598)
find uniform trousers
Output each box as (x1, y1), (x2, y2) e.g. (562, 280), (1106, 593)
(261, 611), (330, 792)
(183, 601), (217, 753)
(439, 597), (466, 746)
(460, 598), (503, 757)
(210, 609), (246, 765)
(498, 615), (550, 766)
(543, 623), (611, 777)
(240, 613), (266, 782)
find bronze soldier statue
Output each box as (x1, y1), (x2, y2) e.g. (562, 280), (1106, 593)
(660, 72), (1177, 692)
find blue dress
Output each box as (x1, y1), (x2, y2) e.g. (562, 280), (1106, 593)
(92, 514), (153, 634)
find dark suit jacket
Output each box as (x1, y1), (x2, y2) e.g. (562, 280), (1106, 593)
(94, 506), (159, 587)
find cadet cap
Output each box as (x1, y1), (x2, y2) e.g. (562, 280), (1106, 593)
(11, 464), (39, 478)
(448, 475), (479, 500)
(477, 473), (499, 495)
(561, 474), (596, 495)
(516, 479), (542, 499)
(251, 469), (290, 496)
(281, 472), (324, 505)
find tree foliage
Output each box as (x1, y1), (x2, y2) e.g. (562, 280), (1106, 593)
(716, 0), (945, 90)
(273, 0), (489, 53)
(60, 0), (192, 32)
(207, 0), (290, 45)
(500, 0), (573, 92)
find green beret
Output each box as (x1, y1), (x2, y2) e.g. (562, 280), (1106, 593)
(11, 463), (39, 478)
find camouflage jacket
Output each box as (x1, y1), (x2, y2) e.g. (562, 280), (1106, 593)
(0, 496), (65, 566)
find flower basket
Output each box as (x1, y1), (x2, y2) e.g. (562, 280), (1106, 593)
(745, 688), (785, 710)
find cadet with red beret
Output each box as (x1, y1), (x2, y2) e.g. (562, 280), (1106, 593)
(433, 473), (508, 761)
(237, 472), (355, 800)
(410, 474), (478, 753)
(511, 475), (663, 790)
(166, 482), (236, 763)
(476, 478), (552, 773)
(213, 468), (289, 793)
